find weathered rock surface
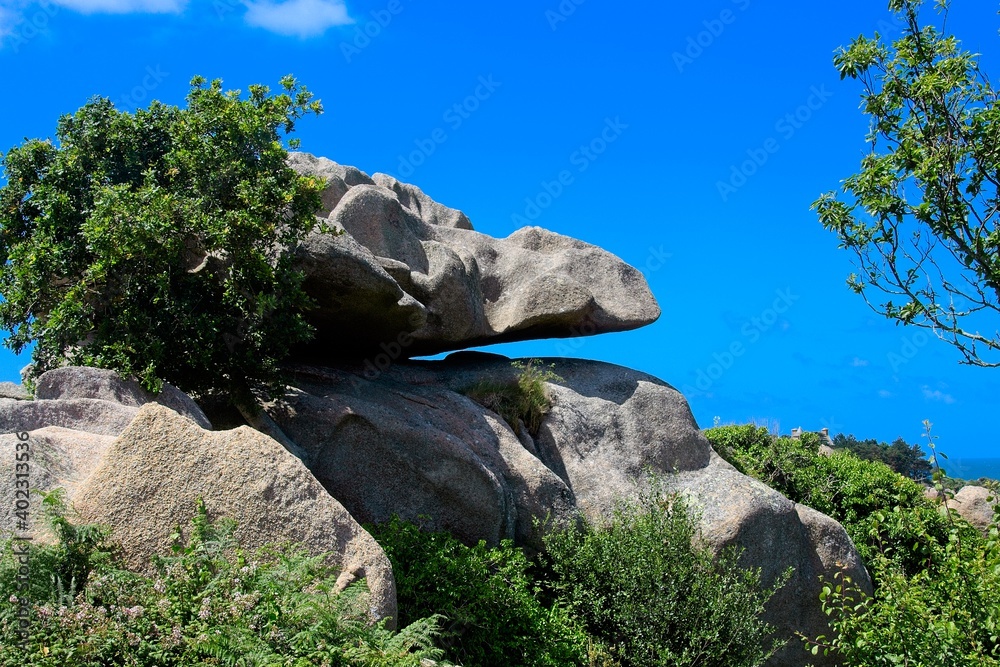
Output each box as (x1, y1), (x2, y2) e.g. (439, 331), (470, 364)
(663, 455), (869, 666)
(270, 354), (869, 665)
(288, 153), (660, 359)
(268, 361), (576, 549)
(952, 485), (996, 533)
(0, 366), (211, 437)
(34, 366), (211, 429)
(0, 381), (29, 400)
(0, 396), (139, 436)
(72, 404), (397, 625)
(0, 427), (117, 542)
(0, 366), (397, 625)
(0, 366), (211, 541)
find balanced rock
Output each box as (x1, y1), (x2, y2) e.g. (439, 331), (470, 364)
(288, 153), (660, 359)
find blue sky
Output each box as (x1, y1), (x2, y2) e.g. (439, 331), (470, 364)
(0, 0), (997, 460)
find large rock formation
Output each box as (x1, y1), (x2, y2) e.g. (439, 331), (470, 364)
(74, 404), (396, 625)
(0, 367), (397, 625)
(287, 153), (660, 359)
(0, 367), (212, 539)
(0, 157), (875, 666)
(268, 354), (871, 666)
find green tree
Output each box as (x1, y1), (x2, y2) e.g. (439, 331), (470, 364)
(814, 0), (1000, 367)
(0, 76), (325, 432)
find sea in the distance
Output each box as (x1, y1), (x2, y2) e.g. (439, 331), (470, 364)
(940, 457), (1000, 482)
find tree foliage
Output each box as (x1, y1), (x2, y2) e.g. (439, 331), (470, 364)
(814, 0), (1000, 367)
(0, 76), (324, 405)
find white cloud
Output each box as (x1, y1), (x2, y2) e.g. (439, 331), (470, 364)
(878, 389), (893, 398)
(921, 386), (956, 404)
(243, 0), (351, 38)
(0, 0), (184, 49)
(0, 5), (17, 37)
(50, 0), (186, 13)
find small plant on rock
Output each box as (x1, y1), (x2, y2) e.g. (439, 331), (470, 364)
(464, 359), (562, 435)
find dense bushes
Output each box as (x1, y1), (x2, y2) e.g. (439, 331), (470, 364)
(370, 486), (784, 667)
(2, 480), (786, 666)
(704, 424), (1000, 665)
(831, 433), (932, 481)
(368, 516), (592, 667)
(540, 487), (786, 667)
(0, 493), (445, 667)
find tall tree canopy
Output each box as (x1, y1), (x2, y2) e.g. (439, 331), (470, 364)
(0, 76), (324, 411)
(814, 0), (1000, 367)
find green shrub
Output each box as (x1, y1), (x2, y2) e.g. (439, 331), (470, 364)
(463, 359), (562, 435)
(806, 507), (1000, 666)
(0, 493), (445, 666)
(707, 423), (1000, 664)
(542, 484), (786, 667)
(704, 425), (958, 579)
(368, 516), (591, 667)
(705, 425), (836, 516)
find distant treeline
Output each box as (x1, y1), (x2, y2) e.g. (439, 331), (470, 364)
(830, 434), (933, 481)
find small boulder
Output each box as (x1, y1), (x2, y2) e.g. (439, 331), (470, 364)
(0, 382), (30, 400)
(952, 485), (996, 533)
